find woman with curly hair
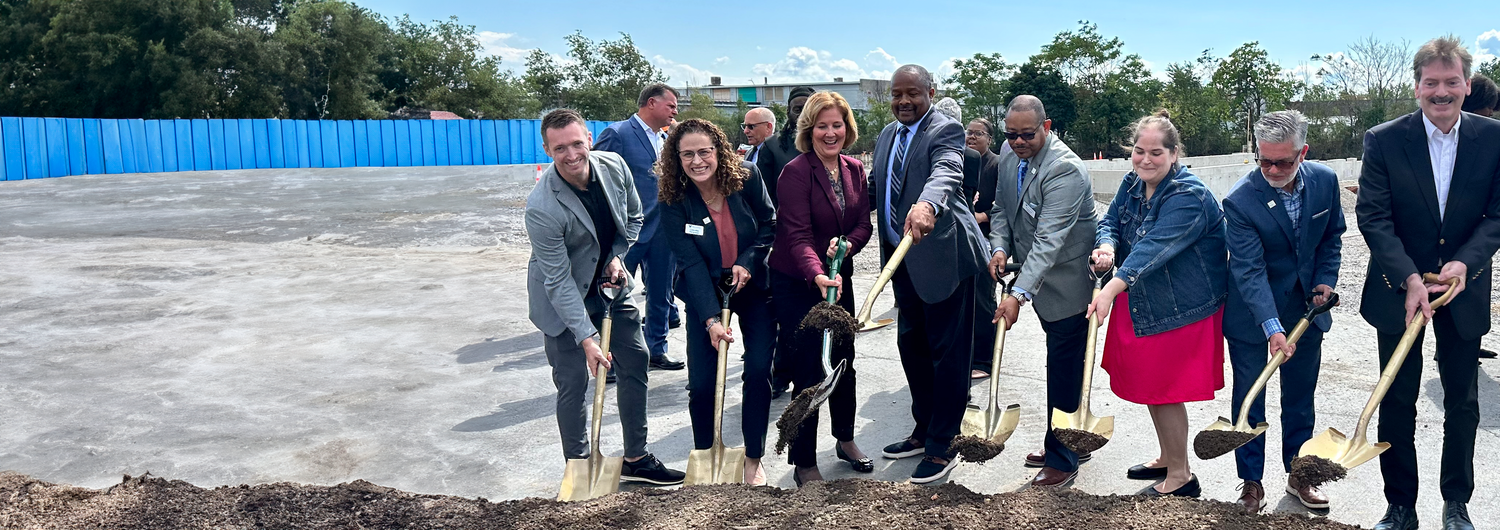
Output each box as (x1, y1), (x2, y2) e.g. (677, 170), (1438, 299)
(768, 91), (874, 486)
(657, 119), (777, 485)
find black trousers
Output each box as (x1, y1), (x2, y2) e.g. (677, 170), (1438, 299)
(890, 262), (976, 458)
(1376, 308), (1480, 507)
(771, 269), (857, 467)
(971, 270), (999, 372)
(685, 283), (776, 459)
(1040, 311), (1089, 471)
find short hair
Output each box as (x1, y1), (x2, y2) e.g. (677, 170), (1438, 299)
(1128, 109), (1185, 156)
(1413, 36), (1472, 83)
(795, 91), (859, 153)
(745, 107), (776, 125)
(893, 64), (933, 91)
(1463, 74), (1499, 113)
(637, 83), (678, 109)
(968, 118), (995, 138)
(1006, 95), (1048, 123)
(540, 108), (587, 145)
(933, 97), (962, 123)
(1253, 110), (1309, 149)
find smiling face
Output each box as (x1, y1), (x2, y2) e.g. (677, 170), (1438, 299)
(1131, 126), (1178, 185)
(1003, 110), (1049, 160)
(812, 106), (847, 160)
(965, 120), (991, 153)
(889, 70), (933, 125)
(676, 132), (718, 187)
(1416, 59), (1470, 131)
(542, 122), (593, 182)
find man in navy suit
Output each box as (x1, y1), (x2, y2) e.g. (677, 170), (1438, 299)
(595, 83), (685, 371)
(1222, 110), (1345, 514)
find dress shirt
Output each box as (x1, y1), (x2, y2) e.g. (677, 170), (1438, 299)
(632, 114), (663, 155)
(1421, 112), (1460, 221)
(883, 111), (941, 242)
(746, 144), (760, 164)
(1259, 173), (1306, 339)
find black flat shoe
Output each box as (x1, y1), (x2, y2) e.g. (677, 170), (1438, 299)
(1139, 475), (1201, 498)
(1127, 463), (1169, 480)
(836, 445), (874, 473)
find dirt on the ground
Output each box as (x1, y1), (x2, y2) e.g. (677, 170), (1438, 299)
(1193, 430), (1261, 460)
(1289, 455), (1349, 488)
(1054, 428), (1110, 455)
(949, 435), (1006, 463)
(0, 472), (1366, 530)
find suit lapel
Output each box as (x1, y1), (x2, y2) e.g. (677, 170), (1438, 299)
(1448, 114), (1482, 229)
(899, 116), (931, 204)
(809, 155), (845, 224)
(1256, 176), (1296, 247)
(551, 168), (597, 240)
(1297, 169), (1319, 267)
(687, 184), (722, 270)
(1402, 112), (1442, 224)
(874, 126), (893, 231)
(629, 116), (657, 162)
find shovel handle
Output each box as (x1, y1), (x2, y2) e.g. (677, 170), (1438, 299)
(825, 238), (849, 303)
(986, 264), (1023, 409)
(1233, 292), (1341, 428)
(856, 232), (913, 323)
(711, 307), (733, 447)
(590, 316), (613, 455)
(1351, 274), (1456, 441)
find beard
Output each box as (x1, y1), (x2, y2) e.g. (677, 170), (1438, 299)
(1264, 174), (1295, 189)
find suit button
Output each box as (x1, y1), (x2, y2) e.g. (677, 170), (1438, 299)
(1439, 239), (1446, 245)
(591, 257), (598, 262)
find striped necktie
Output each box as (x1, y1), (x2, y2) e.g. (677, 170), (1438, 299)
(887, 126), (912, 239)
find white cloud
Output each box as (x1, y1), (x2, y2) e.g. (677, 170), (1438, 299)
(864, 47), (901, 79)
(477, 31), (534, 66)
(1475, 29), (1500, 64)
(752, 47), (871, 82)
(713, 56), (730, 65)
(934, 57), (961, 86)
(652, 55), (716, 86)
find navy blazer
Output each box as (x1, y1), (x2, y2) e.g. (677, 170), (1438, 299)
(595, 115), (663, 245)
(1223, 161), (1347, 343)
(660, 161), (777, 326)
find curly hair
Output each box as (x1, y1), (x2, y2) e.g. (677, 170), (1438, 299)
(656, 119), (747, 205)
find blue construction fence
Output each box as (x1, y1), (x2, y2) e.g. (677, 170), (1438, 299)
(0, 117), (613, 181)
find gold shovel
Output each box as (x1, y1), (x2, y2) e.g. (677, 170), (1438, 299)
(1194, 292), (1340, 460)
(1297, 273), (1457, 473)
(854, 232), (913, 332)
(1050, 268), (1115, 454)
(961, 263), (1023, 445)
(684, 280), (746, 485)
(558, 281), (627, 501)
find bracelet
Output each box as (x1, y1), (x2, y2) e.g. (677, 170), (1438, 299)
(705, 316), (722, 331)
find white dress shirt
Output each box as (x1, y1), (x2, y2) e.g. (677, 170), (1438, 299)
(632, 114), (662, 155)
(1422, 113), (1460, 221)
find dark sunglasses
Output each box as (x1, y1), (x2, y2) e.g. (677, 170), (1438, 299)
(1255, 156), (1300, 170)
(1002, 131), (1039, 141)
(741, 121), (770, 130)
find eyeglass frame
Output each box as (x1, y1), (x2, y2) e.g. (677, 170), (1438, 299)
(1254, 152), (1303, 171)
(741, 121), (771, 130)
(678, 146), (717, 162)
(1001, 130), (1040, 141)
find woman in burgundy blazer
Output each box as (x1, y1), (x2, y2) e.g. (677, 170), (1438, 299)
(768, 92), (873, 485)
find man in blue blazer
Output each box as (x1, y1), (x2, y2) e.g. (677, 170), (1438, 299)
(1223, 110), (1346, 514)
(595, 83), (685, 371)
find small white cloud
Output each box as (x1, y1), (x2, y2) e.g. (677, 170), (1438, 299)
(752, 46), (871, 82)
(1475, 29), (1500, 64)
(934, 57), (962, 86)
(477, 31), (533, 66)
(652, 55), (716, 86)
(864, 47), (900, 79)
(713, 56), (730, 65)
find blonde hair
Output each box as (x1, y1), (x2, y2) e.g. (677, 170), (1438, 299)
(795, 91), (859, 153)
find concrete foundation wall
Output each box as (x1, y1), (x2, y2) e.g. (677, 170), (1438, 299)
(1088, 155), (1362, 203)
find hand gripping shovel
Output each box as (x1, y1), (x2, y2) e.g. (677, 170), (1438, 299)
(1294, 273), (1457, 485)
(558, 280), (627, 501)
(960, 263), (1024, 445)
(854, 231), (913, 332)
(684, 278), (746, 486)
(1194, 292), (1340, 460)
(1050, 266), (1115, 455)
(806, 238), (852, 407)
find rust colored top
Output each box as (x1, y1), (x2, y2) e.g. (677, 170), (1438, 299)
(709, 201), (738, 269)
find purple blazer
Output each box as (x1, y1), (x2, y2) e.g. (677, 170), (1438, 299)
(770, 152), (873, 284)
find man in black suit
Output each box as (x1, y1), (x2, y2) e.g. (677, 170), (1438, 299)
(1355, 36), (1500, 530)
(871, 65), (988, 484)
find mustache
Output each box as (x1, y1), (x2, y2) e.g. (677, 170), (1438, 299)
(1429, 95), (1457, 105)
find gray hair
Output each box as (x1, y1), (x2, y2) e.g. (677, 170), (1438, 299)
(1005, 95), (1047, 123)
(893, 64), (933, 90)
(934, 97), (962, 123)
(1253, 110), (1309, 149)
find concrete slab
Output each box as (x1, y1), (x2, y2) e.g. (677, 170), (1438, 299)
(0, 165), (1495, 528)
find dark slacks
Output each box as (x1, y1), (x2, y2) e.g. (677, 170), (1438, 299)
(1376, 308), (1480, 507)
(543, 292), (650, 460)
(1227, 328), (1322, 481)
(624, 234), (678, 358)
(971, 270), (999, 372)
(685, 284), (776, 459)
(1040, 311), (1089, 471)
(772, 269), (858, 467)
(890, 262), (976, 458)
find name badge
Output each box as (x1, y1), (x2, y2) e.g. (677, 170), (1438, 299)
(686, 224), (705, 236)
(1022, 202), (1038, 218)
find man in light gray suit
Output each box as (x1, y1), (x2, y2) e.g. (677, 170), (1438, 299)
(872, 65), (989, 484)
(525, 108), (684, 486)
(986, 95), (1097, 489)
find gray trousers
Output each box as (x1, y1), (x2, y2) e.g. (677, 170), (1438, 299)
(545, 292), (650, 460)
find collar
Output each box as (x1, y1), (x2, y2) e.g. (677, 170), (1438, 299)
(1421, 112), (1461, 139)
(1270, 172), (1305, 196)
(631, 113), (656, 135)
(898, 109), (930, 137)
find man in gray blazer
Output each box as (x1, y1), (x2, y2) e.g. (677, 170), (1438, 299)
(526, 108), (684, 486)
(986, 95), (1097, 489)
(872, 65), (989, 484)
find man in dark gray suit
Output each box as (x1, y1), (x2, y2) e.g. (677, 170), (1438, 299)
(872, 65), (988, 484)
(526, 109), (684, 486)
(985, 95), (1097, 489)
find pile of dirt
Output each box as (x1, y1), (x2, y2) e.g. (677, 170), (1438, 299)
(773, 303), (862, 454)
(950, 435), (1006, 463)
(1289, 455), (1348, 487)
(1054, 428), (1110, 454)
(0, 472), (1363, 529)
(1193, 430), (1261, 460)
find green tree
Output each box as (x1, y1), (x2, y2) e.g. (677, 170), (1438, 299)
(1031, 21), (1124, 85)
(561, 32), (667, 121)
(1212, 42), (1300, 151)
(1005, 61), (1076, 140)
(379, 15), (535, 119)
(851, 90), (892, 154)
(946, 52), (1013, 127)
(1477, 59), (1498, 83)
(1158, 51), (1237, 156)
(275, 0), (389, 119)
(1027, 21), (1158, 157)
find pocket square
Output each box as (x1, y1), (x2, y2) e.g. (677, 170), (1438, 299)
(1312, 209), (1328, 219)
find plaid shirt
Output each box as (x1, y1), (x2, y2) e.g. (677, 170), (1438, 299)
(1261, 175), (1306, 338)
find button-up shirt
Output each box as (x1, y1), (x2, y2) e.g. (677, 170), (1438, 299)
(1260, 173), (1306, 339)
(632, 114), (663, 155)
(883, 111), (943, 242)
(1422, 112), (1460, 221)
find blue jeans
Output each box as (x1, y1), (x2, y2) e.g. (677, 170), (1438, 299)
(1227, 330), (1322, 481)
(624, 235), (678, 358)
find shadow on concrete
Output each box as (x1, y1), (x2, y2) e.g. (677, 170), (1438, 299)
(1422, 361), (1500, 427)
(452, 393), (555, 432)
(452, 331), (544, 365)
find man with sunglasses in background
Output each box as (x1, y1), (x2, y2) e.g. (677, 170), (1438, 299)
(1221, 109), (1346, 514)
(741, 107), (776, 165)
(985, 95), (1098, 489)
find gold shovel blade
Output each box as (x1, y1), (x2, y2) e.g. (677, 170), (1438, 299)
(1051, 408), (1115, 448)
(557, 452), (623, 501)
(1298, 427), (1390, 471)
(1200, 417), (1271, 437)
(684, 445), (746, 486)
(961, 404), (1022, 445)
(857, 317), (894, 333)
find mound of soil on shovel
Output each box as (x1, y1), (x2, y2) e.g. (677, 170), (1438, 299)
(1054, 428), (1109, 455)
(773, 387), (818, 454)
(0, 472), (1363, 529)
(1289, 455), (1348, 487)
(1193, 430), (1261, 460)
(950, 435), (1006, 462)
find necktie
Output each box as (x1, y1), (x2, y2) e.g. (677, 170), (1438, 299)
(1016, 159), (1029, 201)
(888, 126), (912, 238)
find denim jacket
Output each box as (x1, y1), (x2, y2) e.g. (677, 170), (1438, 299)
(1096, 166), (1228, 336)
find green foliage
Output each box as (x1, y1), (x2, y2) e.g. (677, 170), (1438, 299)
(1026, 21), (1159, 158)
(530, 32), (667, 122)
(380, 15), (536, 118)
(1159, 52), (1237, 156)
(1005, 61), (1075, 136)
(946, 52), (1013, 128)
(850, 90), (891, 154)
(1479, 59), (1499, 83)
(1211, 42), (1300, 150)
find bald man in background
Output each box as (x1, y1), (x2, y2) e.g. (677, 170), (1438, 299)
(743, 107), (777, 165)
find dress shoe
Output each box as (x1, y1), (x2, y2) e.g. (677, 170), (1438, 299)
(1236, 480), (1265, 514)
(1479, 348), (1497, 359)
(836, 444), (874, 473)
(1139, 475), (1201, 498)
(669, 316), (682, 329)
(1023, 449), (1092, 468)
(1285, 475), (1329, 509)
(1371, 504), (1418, 530)
(605, 367), (617, 384)
(1031, 466), (1077, 488)
(792, 465), (822, 488)
(1126, 463), (1169, 480)
(649, 355), (685, 370)
(1443, 501), (1474, 530)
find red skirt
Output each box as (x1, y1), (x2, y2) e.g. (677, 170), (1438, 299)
(1100, 292), (1224, 405)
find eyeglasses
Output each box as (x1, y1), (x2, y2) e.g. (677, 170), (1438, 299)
(1002, 130), (1039, 141)
(1255, 156), (1301, 170)
(965, 130), (990, 138)
(679, 147), (716, 161)
(741, 121), (770, 130)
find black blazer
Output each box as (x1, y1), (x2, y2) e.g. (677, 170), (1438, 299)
(970, 149), (1000, 236)
(661, 161), (777, 326)
(755, 131), (797, 207)
(1355, 111), (1500, 339)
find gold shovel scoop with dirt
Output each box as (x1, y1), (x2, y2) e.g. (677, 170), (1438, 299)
(1050, 265), (1114, 455)
(853, 232), (913, 333)
(684, 279), (745, 486)
(1193, 292), (1340, 460)
(1293, 273), (1457, 486)
(558, 279), (628, 501)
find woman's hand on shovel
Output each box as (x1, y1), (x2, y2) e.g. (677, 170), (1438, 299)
(815, 273), (843, 301)
(1085, 278), (1128, 326)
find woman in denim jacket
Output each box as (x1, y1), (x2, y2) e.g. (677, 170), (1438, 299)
(1087, 110), (1228, 498)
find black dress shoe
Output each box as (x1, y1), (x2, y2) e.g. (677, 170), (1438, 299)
(669, 316), (682, 329)
(1443, 501), (1473, 530)
(836, 445), (874, 473)
(650, 355), (685, 370)
(1372, 504), (1418, 530)
(1127, 463), (1169, 480)
(1138, 475), (1201, 498)
(1480, 348), (1497, 360)
(605, 367), (617, 384)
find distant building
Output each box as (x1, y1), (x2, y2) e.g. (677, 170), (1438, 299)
(680, 77), (892, 111)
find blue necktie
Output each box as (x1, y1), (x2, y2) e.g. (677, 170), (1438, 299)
(887, 126), (911, 239)
(1016, 159), (1029, 201)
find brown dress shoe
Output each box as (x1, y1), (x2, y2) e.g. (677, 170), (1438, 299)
(1031, 466), (1077, 488)
(1237, 480), (1266, 514)
(1286, 475), (1329, 509)
(1024, 449), (1092, 468)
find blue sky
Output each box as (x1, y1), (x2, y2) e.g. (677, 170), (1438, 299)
(358, 0), (1498, 86)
